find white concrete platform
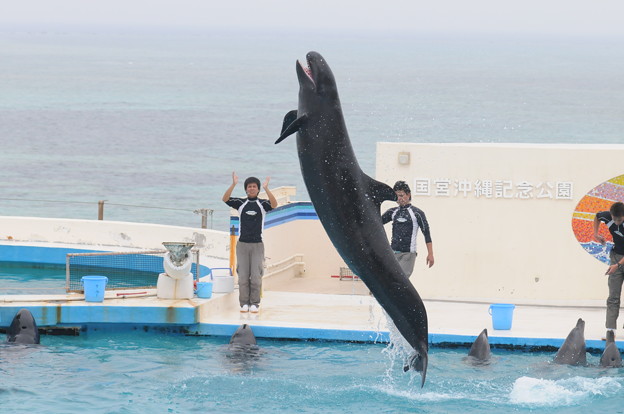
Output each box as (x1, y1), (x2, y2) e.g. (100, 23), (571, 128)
(196, 289), (615, 349)
(0, 286), (617, 351)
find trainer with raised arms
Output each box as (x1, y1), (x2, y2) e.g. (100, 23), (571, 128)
(223, 172), (278, 313)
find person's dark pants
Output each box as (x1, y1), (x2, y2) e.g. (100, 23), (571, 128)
(236, 241), (264, 307)
(394, 251), (417, 280)
(606, 251), (624, 329)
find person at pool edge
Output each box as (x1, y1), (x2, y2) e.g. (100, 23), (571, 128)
(382, 180), (434, 279)
(223, 172), (277, 313)
(593, 201), (624, 339)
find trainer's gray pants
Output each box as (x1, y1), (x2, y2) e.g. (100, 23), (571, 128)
(236, 241), (264, 307)
(606, 251), (624, 329)
(394, 252), (417, 280)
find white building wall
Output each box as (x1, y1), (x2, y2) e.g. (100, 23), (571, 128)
(377, 143), (624, 302)
(264, 219), (346, 282)
(0, 216), (229, 264)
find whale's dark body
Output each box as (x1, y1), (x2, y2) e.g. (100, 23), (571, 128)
(6, 309), (40, 344)
(553, 318), (587, 365)
(600, 329), (622, 368)
(467, 329), (491, 361)
(229, 324), (257, 346)
(277, 51), (429, 385)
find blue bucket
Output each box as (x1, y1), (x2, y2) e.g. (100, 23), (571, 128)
(488, 303), (515, 330)
(196, 282), (213, 299)
(81, 276), (108, 302)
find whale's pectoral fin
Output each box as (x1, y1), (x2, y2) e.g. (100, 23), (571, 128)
(275, 111), (307, 144)
(403, 351), (428, 388)
(364, 176), (398, 208)
(280, 110), (298, 134)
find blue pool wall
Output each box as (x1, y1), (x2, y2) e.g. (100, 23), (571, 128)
(0, 300), (610, 351)
(0, 245), (102, 266)
(0, 245), (212, 279)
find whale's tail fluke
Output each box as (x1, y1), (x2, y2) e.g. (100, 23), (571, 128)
(404, 350), (428, 387)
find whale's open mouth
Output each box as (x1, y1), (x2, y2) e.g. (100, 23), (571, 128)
(298, 59), (314, 85)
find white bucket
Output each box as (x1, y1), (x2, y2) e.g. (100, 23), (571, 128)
(156, 272), (194, 299)
(212, 275), (235, 293)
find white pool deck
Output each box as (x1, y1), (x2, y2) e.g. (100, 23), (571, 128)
(0, 277), (618, 351)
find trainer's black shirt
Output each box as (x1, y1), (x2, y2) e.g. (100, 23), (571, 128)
(597, 211), (624, 255)
(225, 197), (273, 243)
(382, 204), (432, 253)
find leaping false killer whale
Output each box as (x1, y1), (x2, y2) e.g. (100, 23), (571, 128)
(6, 308), (40, 344)
(276, 51), (429, 386)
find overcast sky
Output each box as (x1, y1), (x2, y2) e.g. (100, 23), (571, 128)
(2, 0), (624, 36)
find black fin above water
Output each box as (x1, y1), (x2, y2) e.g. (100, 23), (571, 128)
(275, 112), (307, 144)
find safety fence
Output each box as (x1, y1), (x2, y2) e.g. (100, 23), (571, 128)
(65, 250), (201, 292)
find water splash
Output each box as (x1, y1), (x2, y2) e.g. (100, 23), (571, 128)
(366, 296), (388, 344)
(509, 376), (622, 406)
(380, 312), (422, 387)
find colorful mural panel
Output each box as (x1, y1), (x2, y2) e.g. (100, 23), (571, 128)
(572, 174), (624, 264)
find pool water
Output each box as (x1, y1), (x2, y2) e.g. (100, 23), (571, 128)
(1, 331), (622, 413)
(0, 262), (163, 294)
(0, 262), (66, 295)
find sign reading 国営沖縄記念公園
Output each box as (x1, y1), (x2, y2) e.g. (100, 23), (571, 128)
(411, 178), (573, 200)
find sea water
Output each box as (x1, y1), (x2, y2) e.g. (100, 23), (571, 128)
(1, 331), (623, 413)
(1, 29), (623, 231)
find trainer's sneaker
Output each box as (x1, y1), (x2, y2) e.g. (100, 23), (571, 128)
(240, 304), (249, 313)
(250, 305), (259, 313)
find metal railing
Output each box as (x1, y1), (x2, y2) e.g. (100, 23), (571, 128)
(95, 200), (215, 228)
(0, 197), (220, 229)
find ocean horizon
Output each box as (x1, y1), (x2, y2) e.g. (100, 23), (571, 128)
(1, 28), (623, 231)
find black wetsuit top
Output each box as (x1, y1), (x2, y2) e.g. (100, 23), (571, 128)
(382, 204), (432, 253)
(225, 197), (273, 243)
(597, 211), (624, 255)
